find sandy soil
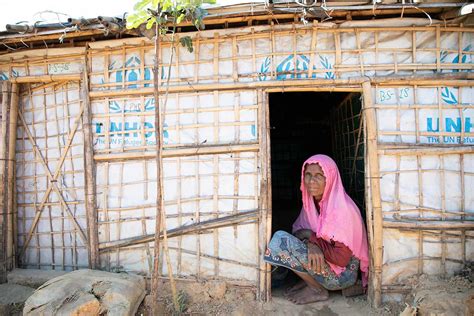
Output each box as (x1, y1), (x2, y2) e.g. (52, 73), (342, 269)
(138, 268), (473, 316)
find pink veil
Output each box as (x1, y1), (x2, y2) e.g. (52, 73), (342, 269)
(292, 154), (369, 286)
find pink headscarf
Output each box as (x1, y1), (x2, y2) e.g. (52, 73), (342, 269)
(292, 154), (369, 286)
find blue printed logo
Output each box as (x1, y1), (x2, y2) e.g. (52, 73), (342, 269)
(109, 56), (152, 89)
(258, 54), (334, 81)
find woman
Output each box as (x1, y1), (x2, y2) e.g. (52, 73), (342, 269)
(264, 154), (369, 304)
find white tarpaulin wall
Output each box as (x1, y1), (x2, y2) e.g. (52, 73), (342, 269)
(374, 84), (474, 288)
(0, 19), (472, 293)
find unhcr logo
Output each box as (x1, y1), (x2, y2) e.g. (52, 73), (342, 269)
(426, 117), (474, 144)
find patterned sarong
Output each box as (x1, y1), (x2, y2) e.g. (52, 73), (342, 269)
(264, 230), (359, 290)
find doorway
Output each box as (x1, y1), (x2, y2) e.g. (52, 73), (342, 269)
(268, 91), (366, 289)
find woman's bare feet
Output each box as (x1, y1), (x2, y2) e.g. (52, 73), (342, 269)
(284, 280), (306, 297)
(286, 285), (329, 305)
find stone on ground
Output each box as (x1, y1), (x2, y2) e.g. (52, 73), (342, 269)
(23, 269), (145, 316)
(0, 283), (35, 315)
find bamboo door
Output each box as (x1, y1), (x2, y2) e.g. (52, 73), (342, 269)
(16, 81), (89, 270)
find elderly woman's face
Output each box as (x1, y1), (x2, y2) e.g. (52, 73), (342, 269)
(304, 163), (326, 201)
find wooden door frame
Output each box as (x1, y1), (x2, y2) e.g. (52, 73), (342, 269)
(258, 84), (381, 306)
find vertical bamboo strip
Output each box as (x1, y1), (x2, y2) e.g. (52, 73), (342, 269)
(251, 28), (256, 77)
(460, 153), (466, 264)
(213, 33), (219, 83)
(194, 34), (200, 83)
(104, 162), (110, 270)
(121, 47), (126, 90)
(308, 21), (317, 79)
(412, 31), (417, 74)
(355, 30), (365, 76)
(232, 153), (240, 238)
(334, 31), (341, 78)
(104, 47), (110, 89)
(257, 89), (271, 301)
(6, 83), (18, 270)
(292, 25), (297, 78)
(63, 84), (71, 269)
(440, 156), (446, 275)
(195, 157), (201, 278)
(417, 154), (424, 275)
(270, 24), (276, 80)
(140, 44), (145, 88)
(362, 81), (382, 308)
(232, 36), (238, 83)
(436, 26), (441, 73)
(105, 97), (111, 153)
(213, 91), (219, 143)
(82, 64), (99, 269)
(175, 36), (180, 81)
(438, 87), (444, 144)
(374, 31), (379, 77)
(414, 85), (420, 143)
(394, 50), (398, 74)
(116, 162), (124, 267)
(177, 158), (182, 276)
(50, 85), (61, 270)
(0, 81), (11, 282)
(459, 86), (465, 144)
(212, 154), (219, 277)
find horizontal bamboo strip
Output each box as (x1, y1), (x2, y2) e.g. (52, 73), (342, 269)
(379, 145), (474, 156)
(383, 255), (465, 266)
(167, 246), (257, 269)
(8, 75), (81, 83)
(383, 208), (471, 216)
(94, 142), (259, 161)
(99, 209), (258, 251)
(89, 74), (474, 98)
(383, 220), (474, 230)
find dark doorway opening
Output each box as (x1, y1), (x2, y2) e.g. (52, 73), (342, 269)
(268, 91), (367, 294)
(269, 91), (366, 236)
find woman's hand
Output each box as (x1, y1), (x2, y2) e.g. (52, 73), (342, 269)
(294, 229), (312, 241)
(307, 242), (325, 274)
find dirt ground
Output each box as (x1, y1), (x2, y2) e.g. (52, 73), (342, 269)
(138, 266), (474, 316)
(2, 266), (472, 315)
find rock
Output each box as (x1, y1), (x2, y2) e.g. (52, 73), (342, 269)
(207, 281), (227, 299)
(23, 269), (146, 316)
(8, 268), (67, 288)
(0, 283), (35, 315)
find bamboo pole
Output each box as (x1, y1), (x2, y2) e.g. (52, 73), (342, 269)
(362, 81), (383, 308)
(99, 209), (258, 251)
(6, 83), (18, 270)
(383, 220), (474, 230)
(88, 73), (474, 98)
(0, 81), (11, 283)
(82, 63), (99, 269)
(8, 75), (81, 83)
(93, 143), (260, 162)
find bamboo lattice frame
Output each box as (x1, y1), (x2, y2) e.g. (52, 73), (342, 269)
(0, 22), (472, 307)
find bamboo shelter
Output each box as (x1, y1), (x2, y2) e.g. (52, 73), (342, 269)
(0, 1), (473, 307)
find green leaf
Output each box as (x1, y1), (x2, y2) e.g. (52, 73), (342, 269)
(146, 17), (156, 29)
(176, 13), (185, 24)
(179, 36), (193, 53)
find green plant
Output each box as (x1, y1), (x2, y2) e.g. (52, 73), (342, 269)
(126, 1), (215, 314)
(126, 0), (216, 52)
